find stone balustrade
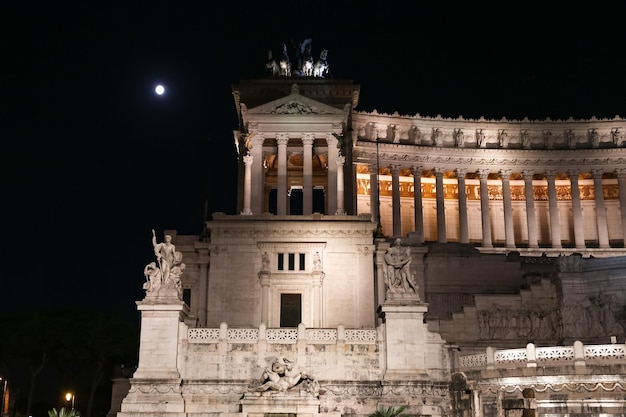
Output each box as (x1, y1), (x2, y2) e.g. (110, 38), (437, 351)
(188, 322), (377, 344)
(460, 341), (626, 370)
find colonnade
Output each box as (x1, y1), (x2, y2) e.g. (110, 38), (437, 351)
(240, 133), (344, 216)
(366, 165), (626, 249)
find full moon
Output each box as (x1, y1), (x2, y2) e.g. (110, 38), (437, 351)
(155, 85), (165, 95)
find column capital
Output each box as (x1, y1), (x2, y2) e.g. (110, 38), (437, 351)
(301, 134), (315, 146)
(433, 167), (446, 177)
(455, 168), (468, 178)
(544, 170), (558, 180)
(615, 168), (626, 179)
(500, 169), (512, 180)
(336, 155), (345, 166)
(411, 165), (423, 176)
(522, 169), (535, 180)
(477, 169), (490, 180)
(567, 169), (580, 179)
(276, 134), (289, 145)
(591, 168), (604, 179)
(243, 154), (253, 165)
(391, 164), (401, 175)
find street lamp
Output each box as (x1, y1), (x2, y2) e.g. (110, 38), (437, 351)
(0, 377), (7, 417)
(65, 392), (75, 410)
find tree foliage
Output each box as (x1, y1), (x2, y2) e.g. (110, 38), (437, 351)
(0, 309), (138, 417)
(369, 405), (409, 417)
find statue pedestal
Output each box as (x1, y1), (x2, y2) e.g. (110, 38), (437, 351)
(379, 302), (434, 379)
(241, 392), (320, 417)
(118, 299), (188, 416)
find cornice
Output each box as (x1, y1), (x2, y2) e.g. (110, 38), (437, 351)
(354, 143), (626, 172)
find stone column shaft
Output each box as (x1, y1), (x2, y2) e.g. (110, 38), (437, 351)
(592, 169), (610, 248)
(335, 155), (346, 214)
(435, 168), (446, 243)
(457, 169), (469, 244)
(617, 169), (626, 246)
(302, 135), (314, 215)
(413, 166), (424, 243)
(546, 170), (562, 248)
(277, 135), (288, 215)
(370, 164), (380, 225)
(501, 170), (515, 248)
(241, 154), (253, 215)
(478, 169), (492, 248)
(568, 171), (585, 249)
(392, 165), (402, 237)
(523, 170), (539, 248)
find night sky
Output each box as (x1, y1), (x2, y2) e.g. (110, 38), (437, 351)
(4, 1), (626, 327)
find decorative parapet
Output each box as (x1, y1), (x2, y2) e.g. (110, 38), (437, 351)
(188, 323), (377, 345)
(459, 341), (626, 370)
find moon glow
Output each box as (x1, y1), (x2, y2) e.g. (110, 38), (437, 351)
(155, 85), (165, 95)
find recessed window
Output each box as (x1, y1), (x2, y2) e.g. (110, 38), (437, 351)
(183, 288), (191, 306)
(288, 253), (295, 270)
(280, 293), (301, 327)
(278, 253), (284, 270)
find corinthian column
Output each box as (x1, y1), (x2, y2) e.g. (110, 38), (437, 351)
(370, 163), (380, 225)
(616, 169), (626, 245)
(478, 169), (492, 248)
(545, 170), (562, 248)
(335, 155), (346, 215)
(434, 168), (446, 243)
(302, 134), (314, 215)
(241, 154), (253, 215)
(568, 170), (585, 249)
(412, 165), (424, 243)
(523, 170), (539, 248)
(392, 165), (402, 237)
(592, 169), (610, 248)
(456, 168), (469, 244)
(501, 169), (515, 248)
(277, 134), (289, 215)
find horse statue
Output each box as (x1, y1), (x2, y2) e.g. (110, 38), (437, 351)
(279, 43), (291, 76)
(265, 50), (279, 76)
(313, 49), (329, 77)
(302, 42), (314, 76)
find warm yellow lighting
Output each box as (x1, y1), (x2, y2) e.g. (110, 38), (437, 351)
(65, 392), (75, 409)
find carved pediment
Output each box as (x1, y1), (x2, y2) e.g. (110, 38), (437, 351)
(248, 84), (344, 116)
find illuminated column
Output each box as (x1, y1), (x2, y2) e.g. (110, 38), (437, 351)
(616, 168), (626, 245)
(456, 168), (469, 244)
(302, 135), (314, 215)
(241, 154), (253, 215)
(391, 165), (402, 236)
(412, 165), (424, 243)
(335, 155), (346, 214)
(568, 170), (586, 249)
(523, 170), (539, 248)
(370, 163), (380, 224)
(478, 169), (492, 248)
(501, 169), (515, 248)
(250, 134), (265, 215)
(277, 135), (289, 215)
(434, 168), (447, 243)
(326, 133), (340, 215)
(545, 170), (562, 248)
(592, 169), (610, 248)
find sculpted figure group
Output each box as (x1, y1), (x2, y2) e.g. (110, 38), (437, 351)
(143, 229), (186, 295)
(383, 238), (418, 295)
(265, 39), (329, 78)
(250, 358), (320, 397)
